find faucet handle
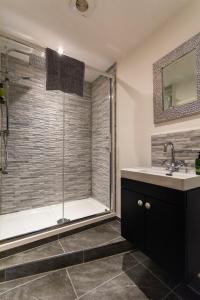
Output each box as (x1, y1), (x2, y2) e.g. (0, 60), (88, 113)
(162, 159), (171, 170)
(175, 160), (188, 173)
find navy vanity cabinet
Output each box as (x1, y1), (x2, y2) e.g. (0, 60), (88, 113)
(121, 178), (186, 279)
(121, 189), (145, 250)
(144, 196), (185, 277)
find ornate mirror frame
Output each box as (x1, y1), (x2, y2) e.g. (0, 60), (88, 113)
(153, 32), (200, 124)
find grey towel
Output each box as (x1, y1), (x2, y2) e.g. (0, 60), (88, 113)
(46, 48), (85, 97)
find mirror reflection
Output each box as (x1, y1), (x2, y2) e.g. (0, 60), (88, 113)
(163, 50), (196, 110)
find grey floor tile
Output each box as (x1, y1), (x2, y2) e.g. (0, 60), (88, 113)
(189, 277), (200, 295)
(0, 273), (46, 295)
(68, 252), (137, 297)
(165, 284), (200, 300)
(107, 220), (121, 234)
(125, 263), (171, 300)
(80, 267), (149, 300)
(131, 250), (149, 263)
(0, 269), (76, 300)
(59, 222), (120, 252)
(0, 241), (64, 270)
(84, 240), (133, 262)
(141, 257), (180, 289)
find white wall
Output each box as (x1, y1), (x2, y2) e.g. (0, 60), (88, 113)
(116, 0), (200, 217)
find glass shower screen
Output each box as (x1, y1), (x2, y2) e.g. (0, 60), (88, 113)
(0, 35), (113, 242)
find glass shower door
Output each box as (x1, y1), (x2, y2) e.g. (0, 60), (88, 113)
(62, 75), (113, 223)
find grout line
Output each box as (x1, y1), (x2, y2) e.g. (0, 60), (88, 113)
(67, 250), (133, 270)
(0, 235), (60, 261)
(0, 273), (49, 296)
(76, 262), (139, 299)
(58, 239), (66, 254)
(0, 266), (75, 296)
(162, 283), (182, 299)
(2, 247), (132, 287)
(130, 252), (180, 295)
(66, 269), (79, 299)
(93, 235), (123, 247)
(188, 283), (200, 297)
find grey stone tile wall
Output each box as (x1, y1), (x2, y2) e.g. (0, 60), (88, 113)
(91, 76), (111, 207)
(151, 129), (200, 169)
(0, 55), (92, 214)
(63, 83), (92, 200)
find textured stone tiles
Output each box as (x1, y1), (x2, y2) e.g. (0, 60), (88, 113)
(91, 76), (111, 207)
(0, 53), (113, 215)
(152, 129), (200, 169)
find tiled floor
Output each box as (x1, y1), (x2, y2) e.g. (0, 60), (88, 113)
(0, 198), (109, 240)
(0, 250), (199, 300)
(0, 220), (121, 270)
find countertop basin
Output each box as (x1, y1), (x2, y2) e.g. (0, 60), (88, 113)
(121, 167), (200, 191)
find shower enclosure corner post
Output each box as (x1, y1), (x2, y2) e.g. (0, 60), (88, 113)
(109, 73), (116, 214)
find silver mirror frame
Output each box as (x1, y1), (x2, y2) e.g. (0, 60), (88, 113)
(153, 32), (200, 124)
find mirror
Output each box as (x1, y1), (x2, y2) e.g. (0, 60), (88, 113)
(163, 50), (196, 110)
(153, 32), (200, 124)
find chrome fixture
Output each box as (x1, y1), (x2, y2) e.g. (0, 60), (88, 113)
(163, 141), (187, 174)
(145, 202), (151, 210)
(57, 218), (71, 225)
(137, 200), (143, 207)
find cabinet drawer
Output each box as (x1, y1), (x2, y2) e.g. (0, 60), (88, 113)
(121, 178), (185, 207)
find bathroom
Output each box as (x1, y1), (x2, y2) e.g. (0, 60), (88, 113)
(0, 0), (200, 299)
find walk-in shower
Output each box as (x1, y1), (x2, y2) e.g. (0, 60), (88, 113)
(0, 34), (116, 243)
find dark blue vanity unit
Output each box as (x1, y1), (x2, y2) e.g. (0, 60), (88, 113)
(121, 177), (200, 283)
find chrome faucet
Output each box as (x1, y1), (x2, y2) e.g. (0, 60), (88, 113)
(163, 141), (187, 173)
(163, 142), (175, 166)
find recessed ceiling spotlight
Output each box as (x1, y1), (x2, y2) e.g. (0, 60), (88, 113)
(69, 0), (96, 17)
(57, 47), (64, 55)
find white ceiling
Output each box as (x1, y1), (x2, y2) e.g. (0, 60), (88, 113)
(0, 0), (190, 81)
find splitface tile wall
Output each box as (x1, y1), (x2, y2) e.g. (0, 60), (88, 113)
(151, 129), (200, 169)
(0, 54), (114, 215)
(0, 53), (114, 215)
(91, 76), (111, 207)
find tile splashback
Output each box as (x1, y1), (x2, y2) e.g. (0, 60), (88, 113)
(151, 129), (200, 170)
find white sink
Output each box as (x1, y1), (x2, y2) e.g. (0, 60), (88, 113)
(121, 167), (200, 191)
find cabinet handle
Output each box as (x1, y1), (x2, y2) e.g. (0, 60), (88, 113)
(145, 202), (151, 210)
(137, 200), (143, 207)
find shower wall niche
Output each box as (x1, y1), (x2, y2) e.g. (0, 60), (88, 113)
(0, 37), (115, 238)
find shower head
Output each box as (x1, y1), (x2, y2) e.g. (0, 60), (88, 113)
(6, 48), (32, 57)
(6, 48), (32, 67)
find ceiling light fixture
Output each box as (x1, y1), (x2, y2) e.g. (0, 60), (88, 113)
(57, 47), (64, 55)
(69, 0), (96, 17)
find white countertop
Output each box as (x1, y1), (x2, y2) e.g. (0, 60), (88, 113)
(121, 167), (200, 191)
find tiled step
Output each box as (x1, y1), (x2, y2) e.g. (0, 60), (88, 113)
(0, 219), (134, 282)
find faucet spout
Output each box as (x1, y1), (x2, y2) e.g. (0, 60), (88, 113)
(163, 141), (175, 164)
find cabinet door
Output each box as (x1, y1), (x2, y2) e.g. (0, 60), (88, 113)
(121, 189), (145, 250)
(145, 197), (184, 276)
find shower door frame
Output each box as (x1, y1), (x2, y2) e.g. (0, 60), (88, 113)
(0, 32), (117, 245)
